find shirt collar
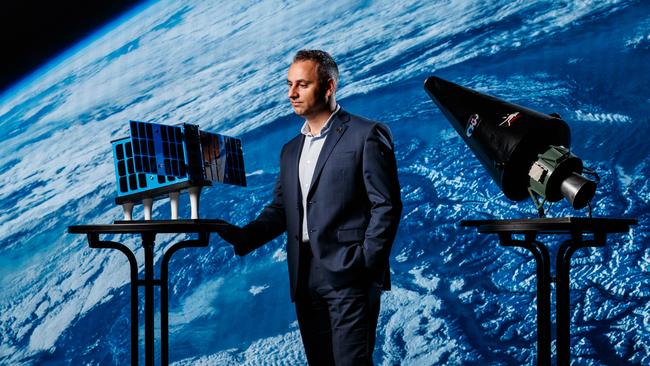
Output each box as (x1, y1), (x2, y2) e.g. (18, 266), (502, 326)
(300, 104), (341, 137)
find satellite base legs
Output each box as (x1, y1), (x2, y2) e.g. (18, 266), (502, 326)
(169, 192), (180, 220)
(122, 202), (135, 221)
(188, 186), (202, 219)
(120, 187), (203, 221)
(143, 198), (153, 220)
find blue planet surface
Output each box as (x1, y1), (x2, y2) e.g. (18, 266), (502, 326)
(0, 0), (648, 365)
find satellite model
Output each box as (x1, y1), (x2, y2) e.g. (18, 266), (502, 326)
(424, 76), (598, 217)
(111, 121), (246, 220)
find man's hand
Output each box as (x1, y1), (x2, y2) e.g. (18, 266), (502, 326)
(214, 221), (250, 256)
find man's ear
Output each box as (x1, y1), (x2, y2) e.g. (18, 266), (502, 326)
(326, 78), (336, 98)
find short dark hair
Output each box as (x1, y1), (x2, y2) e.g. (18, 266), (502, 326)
(293, 49), (339, 88)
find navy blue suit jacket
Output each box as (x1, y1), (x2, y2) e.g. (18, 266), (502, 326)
(234, 108), (402, 301)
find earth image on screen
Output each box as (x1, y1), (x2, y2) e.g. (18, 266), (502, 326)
(0, 0), (648, 365)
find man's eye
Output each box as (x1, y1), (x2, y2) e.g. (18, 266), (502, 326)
(299, 84), (308, 88)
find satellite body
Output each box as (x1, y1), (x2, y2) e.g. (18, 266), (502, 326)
(111, 121), (246, 220)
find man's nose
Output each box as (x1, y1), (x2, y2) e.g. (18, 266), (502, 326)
(288, 85), (298, 99)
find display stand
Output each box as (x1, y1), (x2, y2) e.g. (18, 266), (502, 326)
(461, 217), (636, 366)
(68, 220), (228, 366)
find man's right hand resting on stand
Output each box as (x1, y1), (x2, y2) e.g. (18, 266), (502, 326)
(214, 222), (251, 257)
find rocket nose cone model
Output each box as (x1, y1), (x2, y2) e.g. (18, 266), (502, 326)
(424, 76), (597, 215)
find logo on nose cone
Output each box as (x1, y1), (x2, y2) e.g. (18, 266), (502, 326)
(500, 112), (522, 127)
(466, 114), (481, 137)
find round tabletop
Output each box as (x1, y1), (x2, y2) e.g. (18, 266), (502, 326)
(68, 219), (229, 234)
(460, 217), (637, 234)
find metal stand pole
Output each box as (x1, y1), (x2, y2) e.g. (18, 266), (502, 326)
(460, 217), (636, 366)
(87, 234), (139, 365)
(85, 231), (210, 365)
(160, 232), (210, 365)
(499, 232), (552, 366)
(555, 232), (605, 365)
(498, 230), (610, 365)
(142, 233), (156, 366)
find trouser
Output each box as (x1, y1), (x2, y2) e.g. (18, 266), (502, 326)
(294, 243), (382, 366)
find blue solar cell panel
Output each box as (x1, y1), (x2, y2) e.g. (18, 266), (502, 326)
(112, 137), (188, 201)
(129, 121), (187, 178)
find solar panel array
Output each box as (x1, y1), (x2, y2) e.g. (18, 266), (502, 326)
(112, 137), (182, 197)
(129, 121), (188, 178)
(201, 131), (247, 187)
(113, 121), (246, 201)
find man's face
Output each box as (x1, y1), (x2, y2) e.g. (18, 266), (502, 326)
(287, 60), (330, 117)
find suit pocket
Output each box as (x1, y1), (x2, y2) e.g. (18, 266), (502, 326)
(330, 151), (356, 167)
(331, 150), (356, 158)
(337, 228), (365, 243)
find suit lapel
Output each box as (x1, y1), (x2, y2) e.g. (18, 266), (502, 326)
(307, 110), (350, 199)
(289, 134), (305, 205)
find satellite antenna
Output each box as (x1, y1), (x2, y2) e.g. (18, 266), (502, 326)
(111, 121), (246, 220)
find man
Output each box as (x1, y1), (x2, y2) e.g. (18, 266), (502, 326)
(217, 50), (402, 365)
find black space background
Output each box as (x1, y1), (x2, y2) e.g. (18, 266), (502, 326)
(0, 0), (146, 94)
